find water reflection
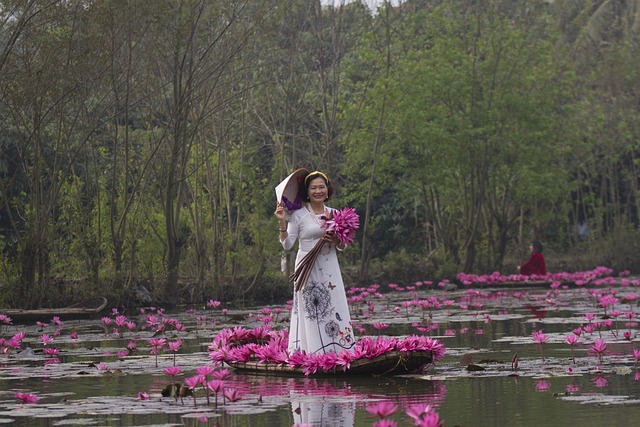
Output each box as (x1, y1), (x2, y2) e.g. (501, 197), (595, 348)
(6, 277), (640, 426)
(290, 399), (355, 427)
(223, 373), (448, 427)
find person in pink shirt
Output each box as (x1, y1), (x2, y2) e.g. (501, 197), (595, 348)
(518, 240), (547, 276)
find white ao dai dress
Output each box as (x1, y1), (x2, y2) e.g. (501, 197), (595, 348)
(280, 204), (355, 354)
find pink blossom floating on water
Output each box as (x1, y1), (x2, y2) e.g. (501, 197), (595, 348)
(207, 299), (221, 308)
(164, 365), (183, 377)
(223, 387), (242, 402)
(207, 380), (225, 406)
(147, 338), (167, 353)
(213, 368), (230, 380)
(14, 391), (39, 404)
(43, 347), (60, 357)
(195, 365), (217, 380)
(0, 314), (12, 327)
(40, 334), (54, 346)
(591, 338), (608, 364)
(456, 266), (615, 287)
(532, 330), (548, 361)
(373, 322), (389, 332)
(565, 334), (580, 363)
(183, 375), (202, 407)
(167, 339), (183, 365)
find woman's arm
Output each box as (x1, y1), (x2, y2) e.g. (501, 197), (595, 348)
(274, 204), (298, 250)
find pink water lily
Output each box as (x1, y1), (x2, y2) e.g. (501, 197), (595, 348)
(195, 364), (216, 379)
(323, 207), (360, 244)
(0, 314), (12, 332)
(167, 339), (182, 366)
(565, 334), (580, 363)
(633, 349), (640, 368)
(14, 391), (39, 404)
(207, 379), (224, 407)
(532, 330), (548, 361)
(207, 379), (224, 393)
(43, 347), (60, 357)
(164, 365), (183, 377)
(40, 334), (53, 346)
(183, 375), (203, 407)
(301, 353), (323, 376)
(372, 323), (390, 334)
(223, 387), (242, 402)
(591, 338), (607, 364)
(147, 338), (167, 367)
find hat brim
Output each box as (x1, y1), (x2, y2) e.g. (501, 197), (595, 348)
(275, 168), (309, 211)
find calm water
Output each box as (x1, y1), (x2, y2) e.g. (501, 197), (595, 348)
(2, 279), (640, 426)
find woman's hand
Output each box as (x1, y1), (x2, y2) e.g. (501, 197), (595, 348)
(275, 202), (287, 235)
(274, 202), (286, 221)
(323, 232), (343, 248)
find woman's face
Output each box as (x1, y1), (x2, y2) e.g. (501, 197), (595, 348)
(307, 177), (328, 204)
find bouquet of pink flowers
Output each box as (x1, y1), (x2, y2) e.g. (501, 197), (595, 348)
(291, 207), (359, 292)
(323, 207), (359, 245)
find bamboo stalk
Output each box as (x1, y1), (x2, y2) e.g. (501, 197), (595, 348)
(290, 240), (326, 292)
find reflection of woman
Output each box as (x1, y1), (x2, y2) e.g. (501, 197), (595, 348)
(291, 399), (355, 427)
(274, 171), (355, 354)
(289, 377), (355, 426)
(518, 241), (547, 276)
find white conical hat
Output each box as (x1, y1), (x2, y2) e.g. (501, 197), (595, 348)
(275, 168), (308, 211)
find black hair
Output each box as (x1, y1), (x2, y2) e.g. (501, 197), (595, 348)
(301, 171), (334, 202)
(532, 241), (543, 253)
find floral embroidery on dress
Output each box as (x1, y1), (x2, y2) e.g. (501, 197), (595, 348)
(303, 281), (333, 321)
(324, 320), (340, 338)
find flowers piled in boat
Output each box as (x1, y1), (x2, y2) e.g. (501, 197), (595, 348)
(208, 326), (445, 376)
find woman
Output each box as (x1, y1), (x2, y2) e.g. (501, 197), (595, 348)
(518, 240), (547, 276)
(274, 171), (355, 354)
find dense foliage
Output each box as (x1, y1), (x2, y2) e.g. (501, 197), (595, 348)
(1, 0), (639, 308)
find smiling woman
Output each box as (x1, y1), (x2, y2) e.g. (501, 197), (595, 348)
(274, 170), (356, 355)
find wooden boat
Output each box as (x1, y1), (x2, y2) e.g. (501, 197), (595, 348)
(228, 350), (433, 377)
(1, 297), (108, 323)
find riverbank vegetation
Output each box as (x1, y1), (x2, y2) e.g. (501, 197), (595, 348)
(1, 0), (639, 308)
